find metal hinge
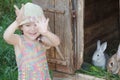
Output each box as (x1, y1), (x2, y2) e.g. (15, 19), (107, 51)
(72, 10), (76, 18)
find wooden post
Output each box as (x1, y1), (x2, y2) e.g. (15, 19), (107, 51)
(119, 0), (120, 40)
(76, 0), (84, 69)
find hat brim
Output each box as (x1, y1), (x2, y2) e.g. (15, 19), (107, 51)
(19, 19), (30, 25)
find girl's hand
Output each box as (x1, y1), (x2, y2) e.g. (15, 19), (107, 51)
(14, 4), (25, 25)
(36, 16), (49, 35)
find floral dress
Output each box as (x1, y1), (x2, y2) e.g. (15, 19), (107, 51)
(15, 35), (51, 80)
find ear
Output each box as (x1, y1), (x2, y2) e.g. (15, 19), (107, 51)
(97, 40), (101, 50)
(117, 44), (120, 61)
(20, 26), (23, 30)
(100, 42), (107, 52)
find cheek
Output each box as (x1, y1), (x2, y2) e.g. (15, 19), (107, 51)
(23, 27), (30, 31)
(34, 26), (39, 30)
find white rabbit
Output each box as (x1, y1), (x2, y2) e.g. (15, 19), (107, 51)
(107, 44), (120, 75)
(92, 40), (108, 69)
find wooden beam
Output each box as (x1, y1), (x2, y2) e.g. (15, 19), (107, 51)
(76, 0), (84, 70)
(119, 0), (120, 40)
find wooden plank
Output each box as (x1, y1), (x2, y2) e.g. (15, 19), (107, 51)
(53, 71), (75, 80)
(53, 71), (105, 80)
(54, 0), (74, 73)
(75, 0), (84, 70)
(43, 8), (65, 14)
(76, 73), (105, 80)
(48, 58), (67, 65)
(32, 0), (54, 9)
(85, 0), (115, 7)
(119, 0), (120, 40)
(85, 0), (95, 6)
(48, 63), (56, 70)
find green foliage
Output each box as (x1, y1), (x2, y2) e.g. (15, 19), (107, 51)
(49, 70), (53, 80)
(0, 0), (32, 19)
(76, 63), (120, 80)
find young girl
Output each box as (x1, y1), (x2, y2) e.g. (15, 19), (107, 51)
(3, 2), (60, 80)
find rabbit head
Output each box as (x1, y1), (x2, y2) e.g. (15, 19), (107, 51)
(107, 44), (120, 75)
(92, 40), (107, 69)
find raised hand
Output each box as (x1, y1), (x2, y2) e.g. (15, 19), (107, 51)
(36, 16), (49, 35)
(14, 4), (25, 25)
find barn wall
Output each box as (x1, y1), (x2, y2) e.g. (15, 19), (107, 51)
(84, 0), (119, 62)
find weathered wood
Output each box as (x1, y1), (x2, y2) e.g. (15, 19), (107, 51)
(43, 8), (65, 14)
(119, 0), (120, 40)
(48, 58), (66, 65)
(53, 71), (105, 80)
(76, 73), (105, 80)
(53, 71), (75, 80)
(54, 0), (74, 73)
(76, 0), (84, 70)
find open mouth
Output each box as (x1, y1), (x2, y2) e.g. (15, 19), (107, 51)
(29, 32), (37, 36)
(28, 33), (38, 40)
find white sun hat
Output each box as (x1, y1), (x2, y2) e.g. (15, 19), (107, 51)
(20, 2), (44, 25)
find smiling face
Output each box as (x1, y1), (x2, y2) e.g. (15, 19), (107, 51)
(21, 22), (40, 41)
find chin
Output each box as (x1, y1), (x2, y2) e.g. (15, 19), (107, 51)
(30, 37), (38, 41)
(25, 33), (39, 41)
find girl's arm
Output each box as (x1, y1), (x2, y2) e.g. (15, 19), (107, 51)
(41, 31), (60, 47)
(4, 5), (25, 45)
(3, 21), (20, 45)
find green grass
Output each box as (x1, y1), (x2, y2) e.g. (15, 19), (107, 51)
(76, 62), (120, 80)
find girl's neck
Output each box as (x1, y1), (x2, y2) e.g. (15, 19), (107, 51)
(23, 35), (38, 44)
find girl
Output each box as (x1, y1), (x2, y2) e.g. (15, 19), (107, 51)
(3, 2), (60, 80)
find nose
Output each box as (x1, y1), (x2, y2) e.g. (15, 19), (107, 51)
(31, 26), (36, 31)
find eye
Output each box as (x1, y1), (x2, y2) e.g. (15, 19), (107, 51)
(25, 24), (30, 27)
(34, 24), (37, 27)
(23, 23), (31, 27)
(97, 54), (99, 56)
(110, 62), (114, 67)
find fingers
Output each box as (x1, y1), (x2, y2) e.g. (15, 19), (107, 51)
(46, 18), (49, 24)
(40, 15), (49, 23)
(14, 5), (19, 11)
(14, 5), (20, 16)
(21, 4), (24, 7)
(20, 4), (25, 13)
(46, 18), (49, 29)
(43, 18), (49, 26)
(15, 4), (25, 24)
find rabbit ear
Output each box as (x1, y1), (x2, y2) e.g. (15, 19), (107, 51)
(117, 44), (120, 61)
(97, 40), (101, 50)
(100, 42), (107, 52)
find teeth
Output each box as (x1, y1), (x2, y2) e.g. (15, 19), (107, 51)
(29, 33), (36, 35)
